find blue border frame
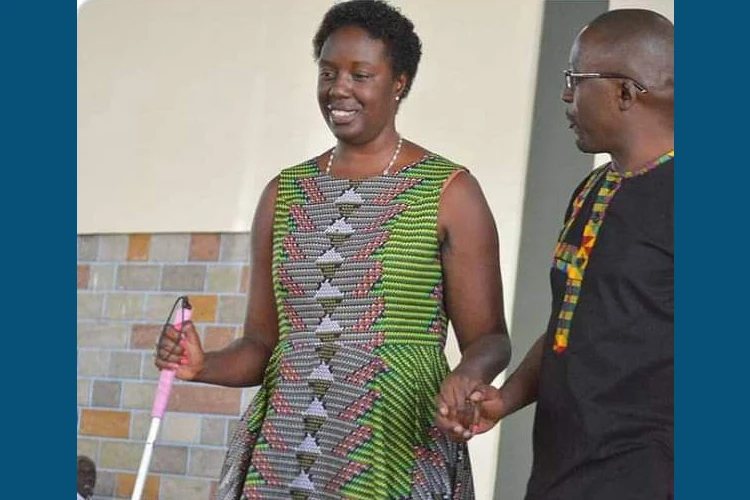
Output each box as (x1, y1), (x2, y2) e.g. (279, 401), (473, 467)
(676, 2), (747, 498)
(1, 0), (75, 496)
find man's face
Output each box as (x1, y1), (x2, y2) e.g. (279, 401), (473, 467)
(77, 456), (96, 498)
(561, 34), (620, 154)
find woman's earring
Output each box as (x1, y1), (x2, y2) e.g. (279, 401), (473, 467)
(395, 95), (401, 102)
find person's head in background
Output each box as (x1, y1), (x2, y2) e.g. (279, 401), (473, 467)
(312, 0), (422, 150)
(562, 9), (673, 171)
(77, 455), (96, 499)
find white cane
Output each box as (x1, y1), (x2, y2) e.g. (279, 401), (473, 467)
(132, 296), (192, 500)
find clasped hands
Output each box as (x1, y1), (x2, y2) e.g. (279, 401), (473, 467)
(434, 370), (504, 442)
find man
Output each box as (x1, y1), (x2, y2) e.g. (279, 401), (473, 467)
(438, 9), (674, 499)
(77, 455), (96, 500)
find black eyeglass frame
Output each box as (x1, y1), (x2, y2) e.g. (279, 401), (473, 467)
(564, 69), (649, 94)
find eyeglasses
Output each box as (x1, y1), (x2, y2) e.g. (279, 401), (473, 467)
(564, 69), (648, 94)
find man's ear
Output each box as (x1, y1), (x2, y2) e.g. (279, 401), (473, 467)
(619, 81), (639, 110)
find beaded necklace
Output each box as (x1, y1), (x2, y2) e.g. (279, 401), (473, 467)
(325, 136), (403, 176)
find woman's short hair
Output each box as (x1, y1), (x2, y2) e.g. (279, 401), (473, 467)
(313, 0), (422, 99)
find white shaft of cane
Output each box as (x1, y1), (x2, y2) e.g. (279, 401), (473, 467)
(131, 418), (161, 500)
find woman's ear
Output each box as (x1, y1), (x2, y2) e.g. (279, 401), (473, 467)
(395, 73), (408, 100)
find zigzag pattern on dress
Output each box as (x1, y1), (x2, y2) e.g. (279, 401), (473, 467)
(228, 155), (474, 500)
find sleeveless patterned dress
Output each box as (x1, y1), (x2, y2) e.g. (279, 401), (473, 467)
(220, 154), (474, 500)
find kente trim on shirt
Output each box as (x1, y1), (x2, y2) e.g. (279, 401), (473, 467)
(551, 150), (674, 353)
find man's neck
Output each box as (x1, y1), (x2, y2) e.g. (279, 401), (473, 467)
(610, 140), (674, 175)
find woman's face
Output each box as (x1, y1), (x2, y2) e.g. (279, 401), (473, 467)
(317, 25), (404, 145)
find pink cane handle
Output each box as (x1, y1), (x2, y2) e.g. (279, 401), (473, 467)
(152, 308), (192, 418)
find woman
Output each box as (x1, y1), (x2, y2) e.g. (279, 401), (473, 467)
(155, 1), (510, 498)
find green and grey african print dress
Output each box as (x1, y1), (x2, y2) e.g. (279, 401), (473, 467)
(226, 154), (474, 500)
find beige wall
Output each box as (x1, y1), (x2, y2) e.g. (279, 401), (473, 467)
(77, 0), (543, 240)
(77, 1), (545, 498)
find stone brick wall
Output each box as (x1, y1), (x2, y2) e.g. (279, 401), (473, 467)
(77, 233), (257, 500)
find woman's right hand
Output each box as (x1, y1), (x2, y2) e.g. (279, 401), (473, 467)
(154, 321), (205, 381)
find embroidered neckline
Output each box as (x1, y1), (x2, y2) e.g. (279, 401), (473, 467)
(618, 149), (675, 178)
